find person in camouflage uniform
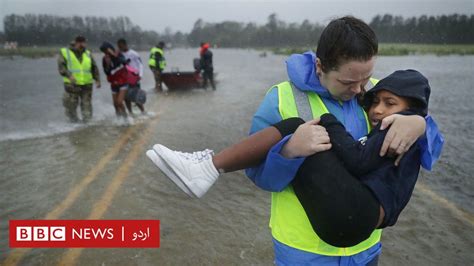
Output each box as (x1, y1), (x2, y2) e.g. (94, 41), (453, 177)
(58, 36), (101, 123)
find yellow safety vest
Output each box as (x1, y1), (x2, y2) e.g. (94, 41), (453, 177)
(148, 47), (166, 70)
(60, 48), (93, 85)
(270, 79), (381, 256)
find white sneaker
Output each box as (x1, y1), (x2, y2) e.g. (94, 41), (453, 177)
(146, 149), (195, 197)
(152, 144), (219, 198)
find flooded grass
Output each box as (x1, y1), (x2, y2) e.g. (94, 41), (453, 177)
(0, 46), (60, 58)
(3, 43), (474, 59)
(271, 43), (474, 56)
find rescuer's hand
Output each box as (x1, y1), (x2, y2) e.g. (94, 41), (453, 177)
(380, 114), (426, 165)
(69, 75), (76, 85)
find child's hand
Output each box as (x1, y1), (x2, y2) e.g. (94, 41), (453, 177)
(281, 118), (331, 159)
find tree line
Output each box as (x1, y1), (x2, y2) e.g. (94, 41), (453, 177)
(187, 14), (323, 48)
(188, 13), (474, 47)
(370, 14), (474, 44)
(1, 14), (187, 48)
(2, 13), (473, 48)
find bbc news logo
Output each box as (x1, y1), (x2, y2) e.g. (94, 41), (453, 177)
(17, 226), (66, 241)
(10, 220), (160, 248)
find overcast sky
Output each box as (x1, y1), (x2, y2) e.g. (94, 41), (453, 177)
(1, 0), (473, 33)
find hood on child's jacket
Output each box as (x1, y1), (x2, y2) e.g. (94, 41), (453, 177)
(363, 69), (431, 117)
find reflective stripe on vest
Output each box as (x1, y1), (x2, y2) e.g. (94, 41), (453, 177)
(271, 79), (382, 256)
(148, 47), (166, 70)
(61, 48), (93, 85)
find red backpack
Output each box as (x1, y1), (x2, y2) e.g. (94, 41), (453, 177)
(107, 65), (140, 86)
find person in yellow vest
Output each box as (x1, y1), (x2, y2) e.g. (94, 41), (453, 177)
(148, 41), (166, 91)
(146, 17), (443, 265)
(57, 35), (101, 123)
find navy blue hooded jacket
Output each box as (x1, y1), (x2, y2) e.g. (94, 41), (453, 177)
(318, 112), (422, 227)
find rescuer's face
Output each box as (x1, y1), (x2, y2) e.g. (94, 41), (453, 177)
(76, 41), (87, 51)
(118, 43), (127, 52)
(317, 57), (375, 102)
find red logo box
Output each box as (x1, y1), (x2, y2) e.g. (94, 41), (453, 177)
(10, 220), (160, 248)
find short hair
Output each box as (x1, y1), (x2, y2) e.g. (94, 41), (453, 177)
(158, 41), (165, 48)
(75, 35), (86, 43)
(117, 38), (127, 45)
(316, 16), (378, 72)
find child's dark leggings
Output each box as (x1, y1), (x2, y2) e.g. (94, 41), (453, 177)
(272, 117), (380, 248)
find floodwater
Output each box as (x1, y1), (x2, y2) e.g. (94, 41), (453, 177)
(0, 49), (473, 265)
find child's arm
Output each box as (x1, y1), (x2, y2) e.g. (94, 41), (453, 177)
(214, 117), (305, 172)
(213, 126), (282, 172)
(102, 56), (113, 76)
(319, 113), (393, 176)
(244, 88), (306, 191)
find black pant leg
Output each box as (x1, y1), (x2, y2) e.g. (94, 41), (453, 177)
(292, 150), (380, 247)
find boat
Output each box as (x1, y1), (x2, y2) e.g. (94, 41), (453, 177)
(161, 58), (216, 90)
(161, 71), (203, 90)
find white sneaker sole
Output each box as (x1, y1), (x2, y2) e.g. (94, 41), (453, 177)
(146, 150), (195, 198)
(152, 144), (208, 198)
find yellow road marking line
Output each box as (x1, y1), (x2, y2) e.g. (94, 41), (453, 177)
(416, 182), (474, 225)
(2, 126), (137, 266)
(58, 118), (158, 266)
(46, 127), (137, 220)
